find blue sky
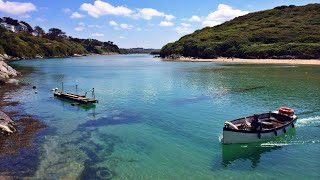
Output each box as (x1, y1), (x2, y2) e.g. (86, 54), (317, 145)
(0, 0), (319, 48)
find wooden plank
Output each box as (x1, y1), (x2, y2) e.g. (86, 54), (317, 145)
(54, 91), (98, 104)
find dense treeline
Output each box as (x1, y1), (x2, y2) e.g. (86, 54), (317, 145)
(70, 38), (120, 54)
(0, 17), (120, 59)
(161, 4), (320, 59)
(120, 48), (159, 54)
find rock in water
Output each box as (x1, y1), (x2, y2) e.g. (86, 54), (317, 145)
(0, 111), (16, 136)
(0, 61), (19, 79)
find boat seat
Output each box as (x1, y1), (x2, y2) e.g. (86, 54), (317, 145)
(261, 121), (273, 129)
(269, 117), (285, 124)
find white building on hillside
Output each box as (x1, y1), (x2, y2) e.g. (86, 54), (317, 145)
(0, 22), (15, 32)
(15, 22), (28, 32)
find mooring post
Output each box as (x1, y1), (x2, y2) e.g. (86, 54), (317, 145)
(92, 88), (95, 99)
(62, 82), (64, 93)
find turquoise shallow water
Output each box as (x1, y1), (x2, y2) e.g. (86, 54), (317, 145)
(4, 55), (320, 179)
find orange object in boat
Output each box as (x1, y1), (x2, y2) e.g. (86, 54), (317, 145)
(278, 107), (294, 116)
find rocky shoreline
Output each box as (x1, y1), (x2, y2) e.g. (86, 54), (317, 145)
(0, 60), (19, 136)
(0, 52), (121, 62)
(0, 53), (86, 61)
(0, 63), (47, 177)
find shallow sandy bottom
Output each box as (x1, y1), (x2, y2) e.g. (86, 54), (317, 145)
(165, 57), (320, 65)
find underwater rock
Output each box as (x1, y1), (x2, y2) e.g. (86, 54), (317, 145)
(79, 111), (140, 128)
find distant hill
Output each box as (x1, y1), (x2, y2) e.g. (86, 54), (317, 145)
(120, 48), (160, 54)
(160, 4), (320, 59)
(0, 17), (121, 60)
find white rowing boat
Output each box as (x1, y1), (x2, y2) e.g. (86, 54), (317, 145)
(223, 107), (297, 144)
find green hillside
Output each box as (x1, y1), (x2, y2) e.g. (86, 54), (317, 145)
(0, 17), (121, 59)
(160, 4), (320, 59)
(0, 30), (87, 58)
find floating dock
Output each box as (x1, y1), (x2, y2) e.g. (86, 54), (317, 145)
(53, 83), (98, 104)
(54, 92), (98, 104)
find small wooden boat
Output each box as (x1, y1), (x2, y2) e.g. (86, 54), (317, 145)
(223, 107), (297, 144)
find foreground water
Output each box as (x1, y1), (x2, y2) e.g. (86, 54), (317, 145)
(4, 55), (320, 179)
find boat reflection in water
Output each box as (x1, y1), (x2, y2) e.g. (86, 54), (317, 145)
(54, 96), (96, 111)
(54, 97), (97, 118)
(221, 128), (296, 168)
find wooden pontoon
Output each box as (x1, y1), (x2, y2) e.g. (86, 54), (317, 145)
(54, 92), (98, 104)
(53, 83), (98, 104)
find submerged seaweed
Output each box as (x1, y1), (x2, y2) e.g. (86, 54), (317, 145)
(0, 116), (48, 177)
(79, 134), (122, 180)
(79, 111), (141, 129)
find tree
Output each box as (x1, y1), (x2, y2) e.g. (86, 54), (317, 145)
(46, 28), (66, 40)
(34, 26), (45, 37)
(3, 17), (19, 25)
(20, 21), (33, 33)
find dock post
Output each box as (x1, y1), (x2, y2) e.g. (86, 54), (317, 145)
(62, 82), (64, 93)
(92, 88), (95, 100)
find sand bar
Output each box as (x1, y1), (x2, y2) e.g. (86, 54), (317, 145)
(163, 57), (320, 65)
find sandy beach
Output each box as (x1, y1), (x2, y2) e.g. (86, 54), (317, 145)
(163, 57), (320, 65)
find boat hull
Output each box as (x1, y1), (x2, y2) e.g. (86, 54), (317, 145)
(223, 118), (297, 144)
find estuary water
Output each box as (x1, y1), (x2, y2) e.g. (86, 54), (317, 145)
(5, 55), (320, 179)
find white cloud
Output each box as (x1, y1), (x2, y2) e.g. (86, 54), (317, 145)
(63, 8), (71, 14)
(187, 15), (201, 22)
(79, 1), (174, 22)
(134, 8), (162, 20)
(181, 23), (191, 27)
(120, 23), (133, 30)
(159, 21), (174, 27)
(175, 26), (193, 34)
(136, 27), (142, 31)
(35, 17), (46, 22)
(80, 0), (133, 18)
(88, 24), (103, 28)
(203, 4), (249, 27)
(0, 0), (36, 15)
(70, 12), (84, 19)
(91, 33), (104, 37)
(134, 8), (175, 21)
(119, 36), (126, 39)
(74, 26), (84, 31)
(19, 14), (31, 18)
(113, 27), (120, 30)
(109, 20), (118, 26)
(75, 22), (85, 31)
(164, 15), (175, 21)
